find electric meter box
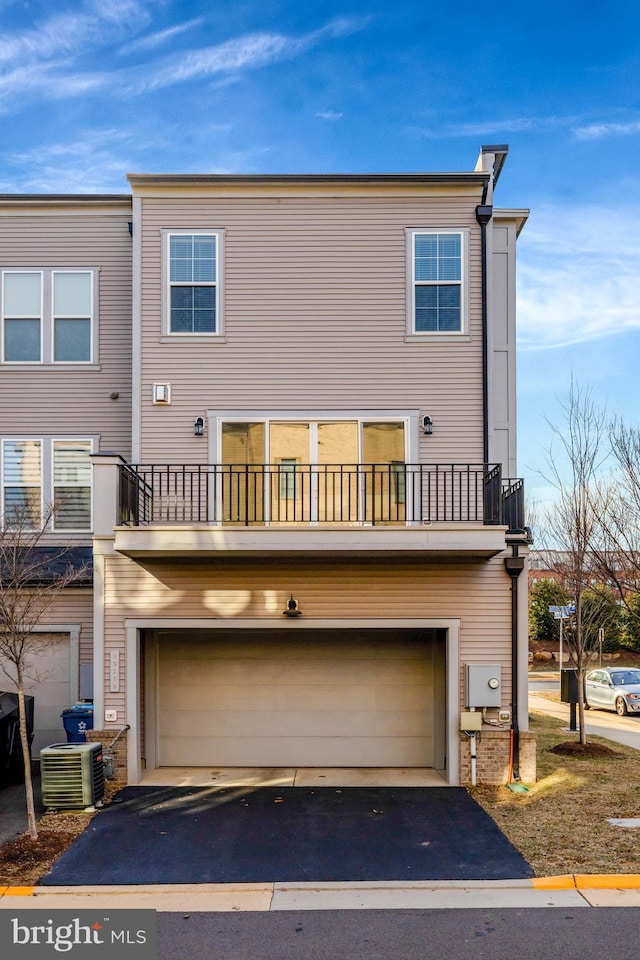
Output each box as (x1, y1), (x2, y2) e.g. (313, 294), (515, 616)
(465, 663), (502, 707)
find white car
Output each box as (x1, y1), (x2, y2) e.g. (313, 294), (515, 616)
(585, 667), (640, 716)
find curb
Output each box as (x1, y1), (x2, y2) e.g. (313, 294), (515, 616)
(3, 876), (640, 897)
(532, 875), (640, 890)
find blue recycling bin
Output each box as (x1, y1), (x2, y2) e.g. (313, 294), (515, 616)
(61, 703), (94, 743)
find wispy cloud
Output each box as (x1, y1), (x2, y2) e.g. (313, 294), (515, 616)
(118, 17), (205, 56)
(416, 113), (640, 142)
(517, 205), (640, 350)
(3, 127), (140, 192)
(572, 120), (640, 140)
(416, 116), (576, 138)
(0, 126), (276, 191)
(128, 17), (366, 94)
(0, 12), (367, 114)
(316, 110), (344, 121)
(0, 0), (148, 65)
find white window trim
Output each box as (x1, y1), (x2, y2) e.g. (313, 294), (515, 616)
(1, 268), (99, 364)
(1, 437), (43, 527)
(1, 436), (95, 532)
(405, 228), (469, 337)
(210, 413), (415, 528)
(50, 270), (97, 365)
(163, 230), (225, 338)
(1, 270), (44, 364)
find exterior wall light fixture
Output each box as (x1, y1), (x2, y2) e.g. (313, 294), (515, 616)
(422, 415), (434, 435)
(194, 416), (205, 437)
(283, 595), (302, 617)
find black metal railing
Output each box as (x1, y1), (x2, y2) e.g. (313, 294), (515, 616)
(117, 462), (524, 530)
(119, 461), (153, 526)
(501, 477), (526, 534)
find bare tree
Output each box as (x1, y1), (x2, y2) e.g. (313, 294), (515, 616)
(591, 420), (640, 627)
(540, 382), (610, 743)
(0, 502), (90, 840)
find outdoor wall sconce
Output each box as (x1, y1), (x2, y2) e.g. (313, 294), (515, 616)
(422, 415), (434, 435)
(282, 595), (302, 617)
(194, 416), (205, 437)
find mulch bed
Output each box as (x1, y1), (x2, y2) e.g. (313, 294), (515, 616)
(549, 741), (623, 758)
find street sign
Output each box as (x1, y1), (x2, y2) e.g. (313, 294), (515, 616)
(548, 605), (575, 619)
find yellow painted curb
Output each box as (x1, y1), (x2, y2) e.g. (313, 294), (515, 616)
(531, 876), (576, 890)
(0, 887), (7, 896)
(3, 887), (35, 896)
(575, 875), (640, 890)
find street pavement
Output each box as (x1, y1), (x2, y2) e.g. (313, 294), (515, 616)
(151, 907), (640, 960)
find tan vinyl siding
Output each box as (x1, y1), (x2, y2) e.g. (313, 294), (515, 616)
(0, 206), (133, 458)
(136, 190), (485, 464)
(40, 588), (94, 664)
(101, 553), (512, 717)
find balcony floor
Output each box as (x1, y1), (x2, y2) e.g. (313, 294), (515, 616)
(111, 523), (510, 560)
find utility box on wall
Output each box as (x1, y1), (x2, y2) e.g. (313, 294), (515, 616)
(465, 663), (502, 708)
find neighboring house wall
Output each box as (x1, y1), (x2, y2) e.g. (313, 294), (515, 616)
(0, 199), (134, 485)
(0, 588), (94, 751)
(43, 588), (95, 667)
(0, 198), (130, 750)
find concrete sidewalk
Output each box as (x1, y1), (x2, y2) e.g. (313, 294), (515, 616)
(2, 877), (640, 911)
(529, 694), (640, 750)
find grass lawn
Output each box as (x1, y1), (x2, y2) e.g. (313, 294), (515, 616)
(472, 710), (640, 876)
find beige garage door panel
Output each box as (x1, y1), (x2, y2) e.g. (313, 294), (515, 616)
(161, 707), (429, 739)
(0, 634), (71, 754)
(159, 736), (430, 768)
(157, 632), (436, 768)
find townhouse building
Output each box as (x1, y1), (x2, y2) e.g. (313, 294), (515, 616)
(0, 145), (534, 784)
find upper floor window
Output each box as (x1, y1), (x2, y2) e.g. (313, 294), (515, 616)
(410, 231), (465, 334)
(1, 438), (92, 530)
(167, 232), (221, 335)
(1, 269), (97, 364)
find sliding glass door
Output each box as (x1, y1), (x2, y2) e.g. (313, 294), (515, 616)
(220, 419), (406, 525)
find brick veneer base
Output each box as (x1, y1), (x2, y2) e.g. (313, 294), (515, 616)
(86, 729), (128, 783)
(459, 729), (537, 785)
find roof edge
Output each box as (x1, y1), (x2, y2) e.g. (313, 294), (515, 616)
(127, 171), (490, 187)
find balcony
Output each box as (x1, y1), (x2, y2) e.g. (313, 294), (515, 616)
(109, 462), (525, 560)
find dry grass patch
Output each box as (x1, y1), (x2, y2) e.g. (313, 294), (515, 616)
(472, 711), (640, 876)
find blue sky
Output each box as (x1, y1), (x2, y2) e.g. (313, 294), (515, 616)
(1, 0), (639, 504)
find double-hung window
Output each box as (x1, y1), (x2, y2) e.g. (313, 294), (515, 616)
(1, 269), (96, 363)
(52, 440), (92, 530)
(1, 438), (92, 530)
(53, 272), (93, 361)
(167, 232), (221, 334)
(410, 231), (464, 334)
(2, 439), (42, 526)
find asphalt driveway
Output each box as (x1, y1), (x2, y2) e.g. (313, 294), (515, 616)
(40, 785), (533, 885)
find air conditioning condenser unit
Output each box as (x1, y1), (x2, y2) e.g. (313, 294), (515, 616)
(40, 742), (104, 810)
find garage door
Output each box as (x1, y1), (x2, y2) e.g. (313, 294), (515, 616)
(155, 629), (443, 768)
(1, 633), (71, 754)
